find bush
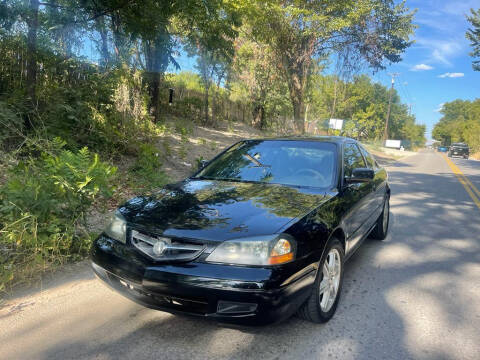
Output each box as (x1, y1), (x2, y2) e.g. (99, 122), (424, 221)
(0, 138), (116, 292)
(0, 101), (24, 152)
(38, 68), (163, 157)
(128, 143), (168, 193)
(171, 96), (203, 122)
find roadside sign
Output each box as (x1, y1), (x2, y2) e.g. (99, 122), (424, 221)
(329, 118), (344, 130)
(385, 139), (401, 149)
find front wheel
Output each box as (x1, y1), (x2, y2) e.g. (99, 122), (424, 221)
(297, 238), (344, 323)
(370, 196), (390, 240)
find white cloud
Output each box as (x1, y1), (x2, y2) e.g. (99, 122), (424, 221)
(435, 103), (445, 112)
(415, 38), (463, 66)
(411, 64), (434, 71)
(438, 72), (464, 78)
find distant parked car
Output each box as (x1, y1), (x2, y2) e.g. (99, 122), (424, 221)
(448, 143), (469, 159)
(91, 137), (390, 325)
(437, 146), (448, 152)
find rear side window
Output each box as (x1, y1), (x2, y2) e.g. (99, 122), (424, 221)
(343, 143), (366, 177)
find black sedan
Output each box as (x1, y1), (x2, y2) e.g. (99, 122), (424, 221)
(448, 142), (469, 159)
(91, 137), (390, 325)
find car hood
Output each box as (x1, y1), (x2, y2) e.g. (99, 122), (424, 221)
(119, 179), (328, 241)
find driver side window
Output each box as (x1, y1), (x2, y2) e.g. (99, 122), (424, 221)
(343, 143), (366, 178)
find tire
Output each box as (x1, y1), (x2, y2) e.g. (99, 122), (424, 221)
(447, 152), (452, 157)
(297, 238), (344, 323)
(370, 195), (390, 240)
(464, 155), (468, 159)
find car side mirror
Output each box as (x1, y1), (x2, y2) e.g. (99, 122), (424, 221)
(345, 168), (374, 184)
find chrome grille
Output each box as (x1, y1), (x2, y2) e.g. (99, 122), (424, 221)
(131, 230), (205, 262)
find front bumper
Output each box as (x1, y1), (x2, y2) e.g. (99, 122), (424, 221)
(91, 235), (316, 326)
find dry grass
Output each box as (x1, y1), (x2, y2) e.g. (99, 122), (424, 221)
(470, 152), (480, 161)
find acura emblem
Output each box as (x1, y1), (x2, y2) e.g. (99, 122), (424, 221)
(153, 240), (167, 256)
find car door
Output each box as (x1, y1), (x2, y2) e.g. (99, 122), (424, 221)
(359, 145), (385, 225)
(341, 142), (375, 254)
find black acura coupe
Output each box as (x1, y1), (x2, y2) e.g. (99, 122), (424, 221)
(91, 137), (390, 325)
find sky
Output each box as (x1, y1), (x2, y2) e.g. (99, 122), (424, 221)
(167, 0), (480, 140)
(369, 0), (480, 140)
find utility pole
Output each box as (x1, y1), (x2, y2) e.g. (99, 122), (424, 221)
(383, 73), (399, 144)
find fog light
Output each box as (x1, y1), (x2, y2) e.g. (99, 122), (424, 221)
(217, 301), (258, 314)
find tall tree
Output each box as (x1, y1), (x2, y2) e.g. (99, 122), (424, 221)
(466, 8), (480, 71)
(26, 0), (39, 116)
(245, 0), (415, 133)
(231, 34), (287, 129)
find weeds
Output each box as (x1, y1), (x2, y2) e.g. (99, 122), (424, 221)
(128, 144), (169, 193)
(0, 138), (116, 293)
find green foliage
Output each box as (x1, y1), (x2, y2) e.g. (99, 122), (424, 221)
(39, 67), (161, 156)
(303, 74), (425, 148)
(240, 0), (415, 130)
(432, 99), (480, 153)
(230, 34), (291, 130)
(466, 8), (480, 71)
(0, 139), (116, 292)
(170, 96), (204, 122)
(128, 143), (168, 193)
(0, 101), (24, 151)
(167, 72), (204, 93)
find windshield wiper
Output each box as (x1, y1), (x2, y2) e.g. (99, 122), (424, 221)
(243, 154), (270, 168)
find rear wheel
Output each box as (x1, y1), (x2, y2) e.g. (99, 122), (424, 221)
(464, 155), (469, 159)
(297, 238), (344, 323)
(370, 196), (389, 240)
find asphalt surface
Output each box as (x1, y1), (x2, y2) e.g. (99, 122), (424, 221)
(1, 149), (480, 360)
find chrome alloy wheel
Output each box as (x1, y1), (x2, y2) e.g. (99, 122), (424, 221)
(319, 249), (341, 312)
(382, 199), (389, 233)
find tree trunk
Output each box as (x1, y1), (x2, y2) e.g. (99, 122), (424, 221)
(96, 16), (109, 68)
(292, 97), (305, 133)
(284, 63), (307, 133)
(211, 89), (216, 127)
(204, 85), (209, 125)
(279, 36), (314, 134)
(26, 0), (39, 129)
(150, 73), (161, 123)
(252, 104), (266, 130)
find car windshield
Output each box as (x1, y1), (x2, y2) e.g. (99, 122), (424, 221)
(452, 143), (468, 147)
(195, 140), (336, 188)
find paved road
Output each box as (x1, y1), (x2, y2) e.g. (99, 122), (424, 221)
(1, 150), (480, 360)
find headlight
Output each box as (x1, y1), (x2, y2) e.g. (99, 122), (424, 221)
(206, 234), (295, 266)
(104, 211), (127, 243)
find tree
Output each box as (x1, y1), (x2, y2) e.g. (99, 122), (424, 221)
(245, 0), (415, 133)
(109, 0), (239, 123)
(433, 99), (480, 152)
(195, 49), (228, 125)
(26, 0), (39, 119)
(185, 1), (240, 125)
(231, 34), (288, 129)
(467, 8), (480, 71)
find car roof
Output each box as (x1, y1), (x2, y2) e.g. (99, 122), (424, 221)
(244, 136), (356, 144)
